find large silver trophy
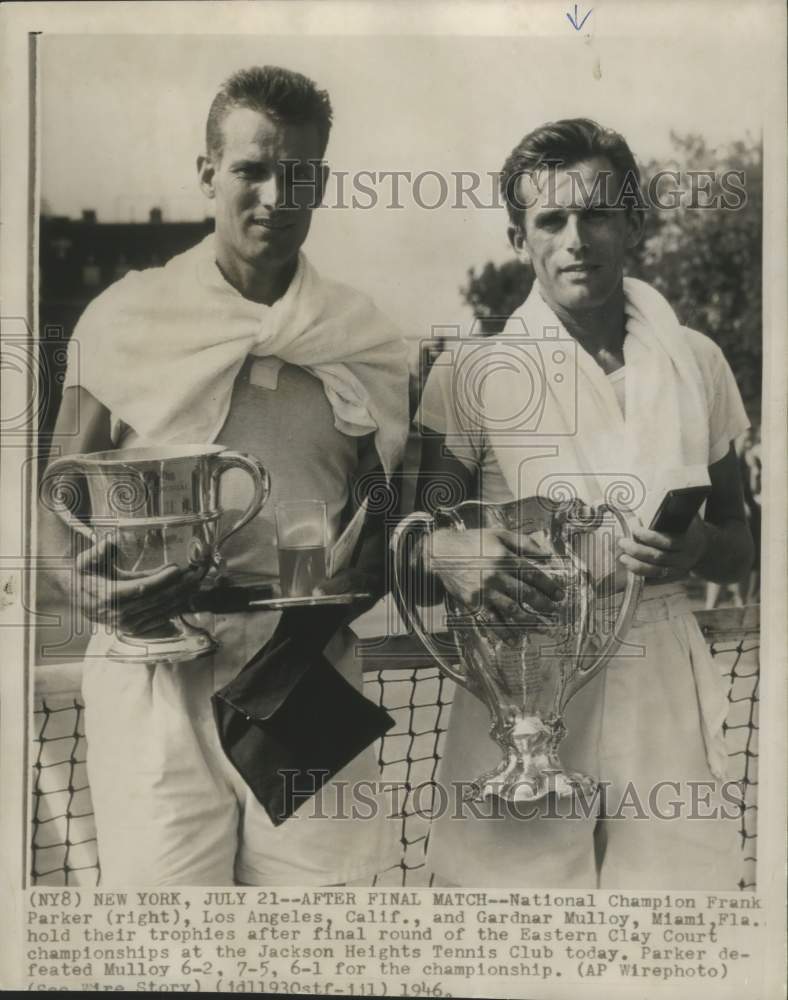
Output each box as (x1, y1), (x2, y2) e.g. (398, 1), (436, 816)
(392, 497), (642, 801)
(42, 444), (270, 663)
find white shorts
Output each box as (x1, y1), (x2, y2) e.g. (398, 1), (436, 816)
(426, 590), (742, 890)
(82, 615), (400, 886)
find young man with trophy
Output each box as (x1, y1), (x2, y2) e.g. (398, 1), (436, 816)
(406, 119), (753, 889)
(40, 66), (410, 885)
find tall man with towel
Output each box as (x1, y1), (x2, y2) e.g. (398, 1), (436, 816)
(43, 66), (410, 885)
(415, 119), (753, 889)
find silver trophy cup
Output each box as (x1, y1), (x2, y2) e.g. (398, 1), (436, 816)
(392, 496), (642, 801)
(42, 444), (270, 663)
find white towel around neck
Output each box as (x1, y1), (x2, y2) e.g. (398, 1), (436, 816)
(481, 276), (712, 518)
(64, 235), (410, 476)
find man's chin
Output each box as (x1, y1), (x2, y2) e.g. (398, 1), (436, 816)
(242, 240), (302, 269)
(550, 279), (619, 313)
(561, 290), (605, 310)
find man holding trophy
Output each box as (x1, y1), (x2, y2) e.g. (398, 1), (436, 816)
(40, 66), (409, 885)
(409, 119), (753, 889)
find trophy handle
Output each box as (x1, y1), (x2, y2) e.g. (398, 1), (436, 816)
(40, 457), (95, 540)
(558, 503), (643, 711)
(210, 452), (271, 556)
(391, 511), (472, 691)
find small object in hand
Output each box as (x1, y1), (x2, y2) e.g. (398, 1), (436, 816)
(649, 486), (711, 534)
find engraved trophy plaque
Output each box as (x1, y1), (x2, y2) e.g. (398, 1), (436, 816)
(42, 444), (270, 663)
(392, 497), (642, 801)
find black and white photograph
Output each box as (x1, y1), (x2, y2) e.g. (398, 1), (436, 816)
(1, 2), (785, 996)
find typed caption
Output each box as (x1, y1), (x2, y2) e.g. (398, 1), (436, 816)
(23, 887), (763, 995)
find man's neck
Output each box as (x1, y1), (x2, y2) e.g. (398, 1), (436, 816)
(215, 248), (298, 306)
(545, 285), (628, 372)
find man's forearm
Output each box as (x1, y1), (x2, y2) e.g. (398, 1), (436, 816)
(695, 518), (754, 584)
(37, 506), (80, 603)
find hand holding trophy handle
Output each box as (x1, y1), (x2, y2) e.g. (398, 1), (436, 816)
(390, 511), (472, 690)
(209, 452), (271, 562)
(40, 445), (271, 663)
(42, 455), (197, 640)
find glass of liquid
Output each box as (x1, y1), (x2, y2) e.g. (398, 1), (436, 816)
(275, 500), (328, 597)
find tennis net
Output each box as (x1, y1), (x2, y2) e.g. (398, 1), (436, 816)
(31, 606), (759, 889)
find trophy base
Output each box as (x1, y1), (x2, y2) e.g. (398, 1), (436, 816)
(464, 715), (598, 803)
(107, 617), (217, 665)
(465, 766), (598, 804)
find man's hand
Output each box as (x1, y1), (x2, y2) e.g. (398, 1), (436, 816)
(616, 515), (709, 582)
(77, 535), (204, 635)
(425, 526), (565, 626)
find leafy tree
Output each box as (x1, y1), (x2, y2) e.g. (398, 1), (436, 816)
(630, 134), (762, 412)
(460, 259), (533, 334)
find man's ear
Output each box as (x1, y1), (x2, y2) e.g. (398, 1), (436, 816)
(625, 208), (646, 249)
(197, 154), (216, 200)
(507, 224), (530, 264)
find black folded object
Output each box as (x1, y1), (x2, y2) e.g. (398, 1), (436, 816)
(211, 604), (395, 826)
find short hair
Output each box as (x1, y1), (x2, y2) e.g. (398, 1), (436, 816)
(206, 65), (333, 161)
(500, 118), (642, 226)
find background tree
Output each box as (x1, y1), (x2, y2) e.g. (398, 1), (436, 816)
(460, 259), (533, 334)
(630, 134), (762, 416)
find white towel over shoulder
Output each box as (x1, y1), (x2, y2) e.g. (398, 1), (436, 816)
(64, 235), (410, 476)
(486, 276), (711, 504)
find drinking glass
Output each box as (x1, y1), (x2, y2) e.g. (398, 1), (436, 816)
(275, 500), (328, 597)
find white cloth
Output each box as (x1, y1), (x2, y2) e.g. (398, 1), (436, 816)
(499, 279), (725, 777)
(484, 277), (711, 513)
(64, 234), (409, 476)
(84, 623), (401, 885)
(418, 278), (751, 785)
(66, 240), (409, 885)
(80, 360), (402, 886)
